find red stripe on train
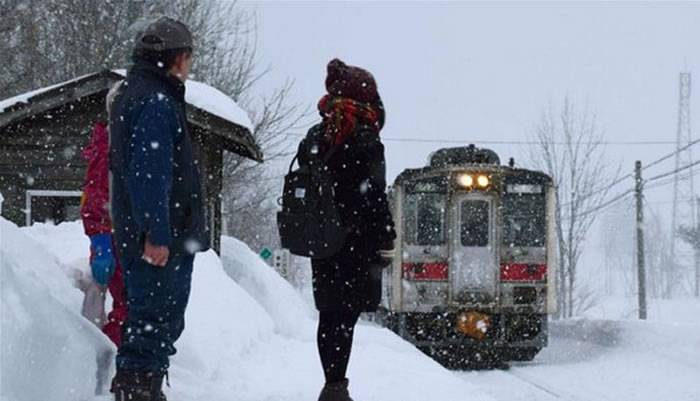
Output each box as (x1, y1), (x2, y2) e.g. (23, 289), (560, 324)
(500, 263), (547, 281)
(402, 262), (449, 281)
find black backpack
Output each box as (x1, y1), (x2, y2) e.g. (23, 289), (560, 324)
(277, 143), (346, 259)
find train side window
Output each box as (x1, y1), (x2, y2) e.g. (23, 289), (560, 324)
(405, 193), (445, 245)
(502, 194), (546, 247)
(460, 200), (489, 247)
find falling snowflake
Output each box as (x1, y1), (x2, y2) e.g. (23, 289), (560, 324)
(185, 239), (203, 254)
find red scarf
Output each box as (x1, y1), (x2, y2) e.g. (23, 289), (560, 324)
(318, 95), (382, 145)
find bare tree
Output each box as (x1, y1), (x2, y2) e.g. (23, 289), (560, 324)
(0, 0), (141, 99)
(678, 196), (700, 297)
(148, 0), (311, 248)
(645, 207), (675, 299)
(222, 80), (310, 251)
(528, 97), (621, 318)
(600, 200), (636, 297)
(0, 0), (308, 249)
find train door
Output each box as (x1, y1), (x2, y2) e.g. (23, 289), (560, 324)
(450, 193), (497, 302)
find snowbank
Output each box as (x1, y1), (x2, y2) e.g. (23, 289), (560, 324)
(584, 295), (700, 324)
(220, 236), (314, 339)
(16, 218), (697, 401)
(0, 218), (113, 401)
(1, 219), (495, 401)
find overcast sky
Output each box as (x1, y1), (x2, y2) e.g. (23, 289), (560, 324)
(243, 1), (699, 281)
(247, 1), (698, 181)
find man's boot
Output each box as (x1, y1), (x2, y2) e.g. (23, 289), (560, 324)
(111, 370), (166, 401)
(317, 378), (354, 401)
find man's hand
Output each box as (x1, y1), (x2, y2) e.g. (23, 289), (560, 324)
(143, 237), (169, 267)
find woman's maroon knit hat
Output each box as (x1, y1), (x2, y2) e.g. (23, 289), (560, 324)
(325, 58), (380, 104)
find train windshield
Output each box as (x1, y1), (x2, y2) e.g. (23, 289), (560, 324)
(460, 200), (490, 247)
(502, 193), (546, 247)
(404, 192), (446, 246)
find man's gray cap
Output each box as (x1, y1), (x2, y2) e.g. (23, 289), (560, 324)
(134, 16), (193, 52)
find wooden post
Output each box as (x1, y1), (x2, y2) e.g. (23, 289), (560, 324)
(635, 161), (647, 319)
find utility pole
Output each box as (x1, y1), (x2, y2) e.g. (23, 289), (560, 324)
(635, 161), (647, 320)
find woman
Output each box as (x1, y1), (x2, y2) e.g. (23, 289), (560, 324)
(297, 59), (396, 401)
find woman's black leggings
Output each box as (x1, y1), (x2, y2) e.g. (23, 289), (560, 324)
(317, 310), (361, 383)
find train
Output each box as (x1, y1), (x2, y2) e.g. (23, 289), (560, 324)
(375, 144), (557, 367)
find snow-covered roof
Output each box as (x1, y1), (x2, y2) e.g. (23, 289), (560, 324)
(0, 70), (262, 161)
(111, 70), (253, 131)
(0, 74), (93, 114)
(0, 70), (253, 131)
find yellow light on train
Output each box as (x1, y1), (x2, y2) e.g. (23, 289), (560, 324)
(456, 310), (492, 340)
(457, 173), (474, 188)
(477, 175), (490, 188)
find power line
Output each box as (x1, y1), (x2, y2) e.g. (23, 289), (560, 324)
(643, 137), (700, 171)
(644, 170), (695, 191)
(576, 189), (635, 219)
(643, 197), (696, 205)
(534, 135), (698, 210)
(559, 172), (634, 208)
(282, 133), (678, 146)
(645, 159), (700, 183)
(546, 160), (698, 219)
(560, 188), (634, 221)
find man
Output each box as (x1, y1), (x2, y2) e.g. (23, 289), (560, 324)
(108, 17), (209, 401)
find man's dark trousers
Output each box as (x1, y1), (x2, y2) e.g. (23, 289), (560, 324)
(116, 252), (195, 373)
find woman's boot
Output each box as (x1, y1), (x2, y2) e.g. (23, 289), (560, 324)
(317, 378), (354, 401)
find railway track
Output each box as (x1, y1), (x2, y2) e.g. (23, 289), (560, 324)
(461, 367), (618, 401)
(502, 369), (564, 400)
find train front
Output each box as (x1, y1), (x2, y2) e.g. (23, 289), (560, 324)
(380, 145), (557, 366)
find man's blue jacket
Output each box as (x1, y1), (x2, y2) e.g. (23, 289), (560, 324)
(109, 60), (210, 258)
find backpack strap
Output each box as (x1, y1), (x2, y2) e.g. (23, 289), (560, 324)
(288, 155), (299, 173)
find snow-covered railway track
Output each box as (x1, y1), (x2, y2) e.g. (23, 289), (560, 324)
(502, 370), (563, 399)
(502, 369), (619, 401)
(463, 368), (617, 401)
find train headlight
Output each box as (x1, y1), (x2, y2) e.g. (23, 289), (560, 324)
(457, 174), (474, 188)
(456, 310), (491, 340)
(477, 175), (490, 188)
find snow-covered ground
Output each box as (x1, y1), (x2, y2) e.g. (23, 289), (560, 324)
(0, 219), (493, 401)
(2, 218), (699, 401)
(461, 300), (700, 401)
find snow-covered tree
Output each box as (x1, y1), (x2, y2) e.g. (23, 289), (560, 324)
(528, 97), (621, 318)
(0, 0), (306, 248)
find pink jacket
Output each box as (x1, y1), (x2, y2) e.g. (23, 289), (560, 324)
(80, 122), (112, 236)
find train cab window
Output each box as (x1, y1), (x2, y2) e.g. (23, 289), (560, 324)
(460, 200), (489, 247)
(405, 193), (446, 245)
(502, 194), (546, 247)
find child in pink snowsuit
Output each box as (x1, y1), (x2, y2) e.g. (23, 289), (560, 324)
(80, 119), (127, 346)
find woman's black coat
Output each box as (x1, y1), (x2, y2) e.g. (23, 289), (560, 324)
(297, 123), (396, 312)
